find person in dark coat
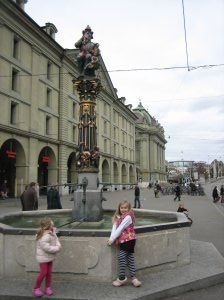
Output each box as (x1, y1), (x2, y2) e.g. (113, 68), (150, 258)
(47, 186), (62, 209)
(220, 184), (224, 203)
(23, 182), (38, 210)
(174, 184), (181, 201)
(190, 182), (197, 196)
(212, 186), (219, 203)
(20, 185), (28, 211)
(0, 180), (8, 199)
(133, 184), (141, 208)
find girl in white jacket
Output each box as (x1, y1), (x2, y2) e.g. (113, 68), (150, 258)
(33, 217), (61, 298)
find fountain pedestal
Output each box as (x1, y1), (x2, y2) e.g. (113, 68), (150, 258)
(72, 62), (102, 222)
(72, 173), (103, 221)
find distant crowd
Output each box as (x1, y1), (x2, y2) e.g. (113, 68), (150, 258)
(147, 181), (205, 197)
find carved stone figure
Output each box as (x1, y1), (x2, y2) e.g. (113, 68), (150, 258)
(75, 25), (100, 77)
(80, 147), (91, 167)
(90, 146), (100, 168)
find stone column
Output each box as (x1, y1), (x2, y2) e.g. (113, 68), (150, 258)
(28, 138), (38, 182)
(72, 77), (103, 221)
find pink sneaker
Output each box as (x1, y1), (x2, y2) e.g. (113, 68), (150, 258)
(112, 277), (127, 287)
(45, 287), (53, 296)
(132, 277), (142, 287)
(33, 288), (44, 297)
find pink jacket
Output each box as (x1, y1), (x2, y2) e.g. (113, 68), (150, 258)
(36, 229), (61, 263)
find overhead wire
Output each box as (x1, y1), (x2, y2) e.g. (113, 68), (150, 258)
(181, 0), (190, 71)
(0, 63), (224, 78)
(148, 94), (224, 103)
(107, 63), (224, 73)
(167, 135), (224, 142)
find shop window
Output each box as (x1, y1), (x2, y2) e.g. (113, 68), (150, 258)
(104, 120), (107, 134)
(10, 102), (17, 124)
(113, 127), (116, 139)
(12, 68), (19, 91)
(47, 62), (52, 80)
(73, 102), (76, 118)
(72, 125), (76, 142)
(46, 116), (51, 135)
(104, 139), (107, 153)
(13, 36), (19, 59)
(114, 143), (117, 156)
(46, 88), (51, 107)
(104, 102), (107, 115)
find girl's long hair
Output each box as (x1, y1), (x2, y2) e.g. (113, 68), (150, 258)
(113, 200), (132, 221)
(36, 217), (53, 240)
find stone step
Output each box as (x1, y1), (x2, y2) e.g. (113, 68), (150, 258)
(0, 240), (224, 300)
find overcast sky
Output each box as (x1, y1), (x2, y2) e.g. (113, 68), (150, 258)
(26, 0), (224, 163)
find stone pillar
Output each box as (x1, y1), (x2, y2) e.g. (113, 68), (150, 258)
(73, 78), (101, 173)
(28, 138), (38, 182)
(72, 77), (103, 221)
(58, 144), (69, 195)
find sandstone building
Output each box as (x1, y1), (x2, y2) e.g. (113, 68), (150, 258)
(0, 0), (166, 196)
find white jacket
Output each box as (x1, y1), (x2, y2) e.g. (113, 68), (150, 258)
(36, 229), (61, 263)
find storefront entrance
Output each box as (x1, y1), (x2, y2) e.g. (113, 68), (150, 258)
(0, 139), (26, 197)
(38, 146), (57, 195)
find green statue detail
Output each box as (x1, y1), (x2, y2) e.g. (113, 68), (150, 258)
(75, 25), (100, 77)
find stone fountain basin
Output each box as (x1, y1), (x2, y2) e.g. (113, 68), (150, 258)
(0, 209), (191, 282)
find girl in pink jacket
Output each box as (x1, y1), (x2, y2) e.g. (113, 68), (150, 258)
(107, 200), (141, 287)
(33, 217), (61, 297)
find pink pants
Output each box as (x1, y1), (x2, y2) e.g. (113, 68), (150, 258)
(34, 261), (53, 289)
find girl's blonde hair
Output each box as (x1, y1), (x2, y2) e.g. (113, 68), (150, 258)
(113, 200), (132, 220)
(36, 217), (53, 240)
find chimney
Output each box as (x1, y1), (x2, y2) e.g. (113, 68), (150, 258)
(41, 23), (58, 40)
(14, 0), (28, 11)
(119, 97), (126, 104)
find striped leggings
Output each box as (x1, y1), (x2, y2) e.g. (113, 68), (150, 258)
(118, 250), (136, 280)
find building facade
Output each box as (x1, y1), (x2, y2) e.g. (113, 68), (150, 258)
(0, 0), (166, 196)
(133, 102), (167, 184)
(210, 159), (224, 179)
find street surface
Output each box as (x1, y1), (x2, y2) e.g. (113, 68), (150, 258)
(0, 179), (224, 299)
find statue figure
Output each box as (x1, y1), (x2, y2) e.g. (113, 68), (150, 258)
(90, 146), (100, 168)
(80, 146), (91, 167)
(75, 25), (100, 77)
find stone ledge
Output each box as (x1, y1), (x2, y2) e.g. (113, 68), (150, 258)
(0, 240), (223, 300)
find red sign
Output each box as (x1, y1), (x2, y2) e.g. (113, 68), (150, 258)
(42, 156), (50, 163)
(6, 150), (16, 158)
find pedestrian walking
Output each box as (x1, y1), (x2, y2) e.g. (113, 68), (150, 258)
(33, 217), (61, 297)
(220, 184), (224, 203)
(107, 200), (141, 287)
(212, 186), (220, 203)
(174, 184), (181, 201)
(133, 184), (141, 208)
(190, 182), (197, 196)
(23, 182), (38, 210)
(154, 181), (161, 198)
(20, 185), (28, 211)
(147, 182), (152, 189)
(47, 185), (62, 209)
(0, 180), (8, 199)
